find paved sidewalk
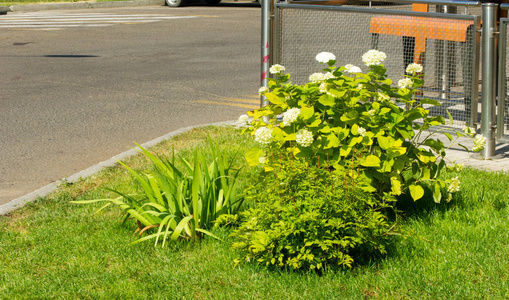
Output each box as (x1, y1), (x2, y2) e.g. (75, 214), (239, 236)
(436, 134), (509, 172)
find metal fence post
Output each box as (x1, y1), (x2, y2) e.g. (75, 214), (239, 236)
(481, 3), (498, 158)
(260, 0), (271, 108)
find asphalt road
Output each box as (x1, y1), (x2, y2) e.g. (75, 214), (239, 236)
(0, 3), (261, 205)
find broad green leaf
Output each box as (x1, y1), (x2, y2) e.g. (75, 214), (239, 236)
(327, 89), (346, 98)
(324, 133), (340, 149)
(417, 151), (436, 163)
(245, 147), (264, 166)
(409, 184), (425, 201)
(265, 92), (285, 105)
(378, 136), (391, 150)
(360, 155), (381, 167)
(318, 94), (335, 106)
(300, 106), (314, 120)
(419, 98), (442, 106)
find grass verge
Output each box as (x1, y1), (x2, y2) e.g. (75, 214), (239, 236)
(1, 125), (509, 299)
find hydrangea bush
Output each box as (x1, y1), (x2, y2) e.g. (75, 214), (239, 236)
(242, 50), (485, 203)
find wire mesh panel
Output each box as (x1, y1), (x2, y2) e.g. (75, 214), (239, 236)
(273, 3), (480, 130)
(498, 19), (509, 142)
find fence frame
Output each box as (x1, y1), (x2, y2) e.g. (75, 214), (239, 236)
(262, 0), (509, 157)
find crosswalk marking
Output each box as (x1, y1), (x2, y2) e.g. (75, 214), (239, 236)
(0, 12), (198, 30)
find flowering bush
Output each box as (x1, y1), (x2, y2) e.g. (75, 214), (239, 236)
(231, 159), (396, 270)
(242, 50), (484, 203)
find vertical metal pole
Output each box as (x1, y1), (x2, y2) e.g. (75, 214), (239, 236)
(481, 3), (498, 158)
(260, 0), (271, 108)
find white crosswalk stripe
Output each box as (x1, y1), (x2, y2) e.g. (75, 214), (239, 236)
(0, 12), (198, 30)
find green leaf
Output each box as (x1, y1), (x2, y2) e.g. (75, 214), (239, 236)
(409, 184), (425, 201)
(300, 106), (314, 120)
(265, 93), (285, 105)
(446, 110), (454, 125)
(324, 133), (340, 149)
(433, 181), (442, 203)
(318, 94), (335, 107)
(245, 147), (264, 166)
(419, 98), (442, 106)
(360, 155), (381, 167)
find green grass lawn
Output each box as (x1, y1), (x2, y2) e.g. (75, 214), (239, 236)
(1, 125), (509, 299)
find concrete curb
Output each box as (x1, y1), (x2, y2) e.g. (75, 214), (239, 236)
(4, 0), (165, 12)
(0, 120), (236, 216)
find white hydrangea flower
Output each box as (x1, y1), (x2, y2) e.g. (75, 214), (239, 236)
(357, 127), (367, 137)
(258, 86), (270, 95)
(323, 72), (335, 80)
(282, 107), (301, 127)
(377, 93), (390, 102)
(357, 84), (365, 90)
(406, 63), (423, 75)
(362, 49), (387, 66)
(258, 156), (266, 164)
(296, 128), (314, 147)
(309, 72), (325, 83)
(344, 64), (362, 73)
(309, 72), (334, 83)
(398, 78), (413, 89)
(237, 114), (249, 125)
(254, 127), (273, 145)
(315, 52), (336, 63)
(269, 64), (285, 74)
(367, 109), (376, 116)
(319, 82), (328, 94)
(473, 134), (487, 152)
(462, 125), (476, 137)
(448, 177), (461, 193)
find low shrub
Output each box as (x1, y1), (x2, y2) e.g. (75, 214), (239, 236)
(231, 158), (396, 270)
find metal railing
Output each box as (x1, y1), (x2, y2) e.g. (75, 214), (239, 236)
(261, 0), (507, 158)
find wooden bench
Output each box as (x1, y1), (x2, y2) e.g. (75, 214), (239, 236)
(370, 9), (474, 66)
(369, 4), (476, 118)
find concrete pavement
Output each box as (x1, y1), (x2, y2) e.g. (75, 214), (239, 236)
(1, 0), (165, 13)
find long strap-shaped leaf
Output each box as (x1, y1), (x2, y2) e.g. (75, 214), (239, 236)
(191, 151), (201, 240)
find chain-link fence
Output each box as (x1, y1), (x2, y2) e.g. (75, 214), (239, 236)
(272, 1), (481, 131)
(498, 18), (509, 142)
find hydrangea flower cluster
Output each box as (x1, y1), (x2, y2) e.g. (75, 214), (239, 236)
(406, 63), (423, 75)
(398, 78), (413, 89)
(254, 127), (273, 145)
(344, 64), (362, 73)
(462, 125), (476, 137)
(296, 129), (314, 147)
(377, 92), (391, 102)
(258, 86), (269, 95)
(473, 134), (487, 152)
(448, 177), (461, 193)
(357, 127), (367, 137)
(237, 114), (249, 125)
(309, 72), (334, 83)
(362, 49), (387, 66)
(269, 64), (285, 74)
(315, 52), (336, 63)
(282, 107), (301, 127)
